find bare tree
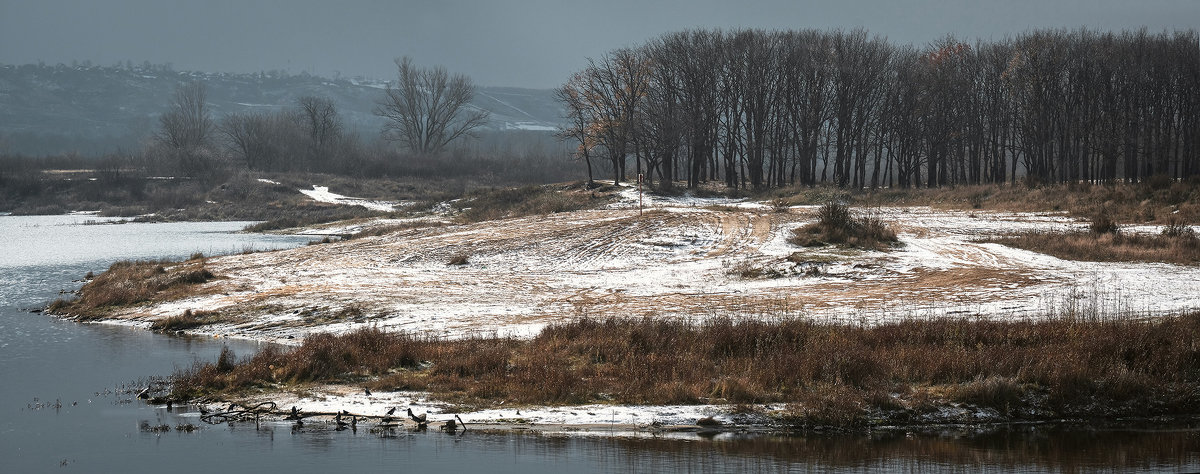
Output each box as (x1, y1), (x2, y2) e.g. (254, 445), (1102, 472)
(375, 57), (489, 154)
(157, 82), (213, 150)
(220, 111), (303, 171)
(556, 72), (598, 186)
(298, 95), (343, 168)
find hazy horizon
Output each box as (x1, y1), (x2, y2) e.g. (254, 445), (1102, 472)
(2, 0), (1199, 89)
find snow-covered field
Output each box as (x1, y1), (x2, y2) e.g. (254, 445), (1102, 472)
(113, 186), (1200, 343)
(106, 185), (1200, 430)
(113, 186), (1200, 344)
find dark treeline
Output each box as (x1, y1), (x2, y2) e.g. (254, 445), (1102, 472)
(558, 28), (1200, 189)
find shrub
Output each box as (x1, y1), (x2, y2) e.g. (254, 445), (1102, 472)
(216, 346), (237, 373)
(789, 200), (898, 250)
(149, 309), (218, 332)
(1162, 218), (1197, 239)
(951, 375), (1025, 412)
(1089, 210), (1120, 234)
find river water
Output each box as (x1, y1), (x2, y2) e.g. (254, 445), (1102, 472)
(1, 214), (1198, 472)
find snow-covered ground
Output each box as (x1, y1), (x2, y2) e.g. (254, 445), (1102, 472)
(298, 185), (409, 212)
(99, 185), (1200, 432)
(108, 184), (1200, 344)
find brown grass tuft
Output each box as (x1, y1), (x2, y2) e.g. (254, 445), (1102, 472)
(50, 258), (218, 320)
(789, 201), (899, 250)
(950, 375), (1025, 412)
(1089, 209), (1120, 234)
(149, 309), (220, 332)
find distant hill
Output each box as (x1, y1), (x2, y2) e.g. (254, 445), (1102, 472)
(0, 63), (565, 156)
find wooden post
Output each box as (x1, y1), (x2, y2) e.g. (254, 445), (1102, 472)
(638, 173), (644, 217)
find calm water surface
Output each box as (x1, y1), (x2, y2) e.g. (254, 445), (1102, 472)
(1, 214), (1198, 473)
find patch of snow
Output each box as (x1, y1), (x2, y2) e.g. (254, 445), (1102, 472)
(605, 184), (769, 212)
(249, 386), (759, 432)
(298, 185), (407, 212)
(504, 122), (558, 132)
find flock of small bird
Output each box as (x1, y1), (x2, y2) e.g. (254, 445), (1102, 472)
(167, 385), (467, 434)
(155, 385), (721, 433)
(274, 403), (465, 433)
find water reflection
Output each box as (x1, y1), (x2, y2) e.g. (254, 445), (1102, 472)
(583, 424), (1200, 472)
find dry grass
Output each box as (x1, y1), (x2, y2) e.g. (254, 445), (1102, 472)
(857, 179), (1200, 224)
(985, 226), (1200, 265)
(789, 201), (899, 250)
(171, 312), (1200, 427)
(455, 183), (614, 223)
(149, 309), (220, 332)
(345, 220), (447, 239)
(50, 257), (217, 320)
(761, 178), (1200, 225)
(243, 205), (396, 232)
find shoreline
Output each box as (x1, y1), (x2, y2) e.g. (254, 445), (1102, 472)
(177, 391), (1200, 440)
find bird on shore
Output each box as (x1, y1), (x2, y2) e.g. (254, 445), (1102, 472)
(442, 414), (468, 434)
(336, 412), (348, 430)
(286, 406), (302, 420)
(386, 407), (396, 416)
(364, 387), (372, 396)
(407, 408), (427, 426)
(227, 403), (238, 412)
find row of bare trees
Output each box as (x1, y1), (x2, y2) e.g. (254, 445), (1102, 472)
(558, 28), (1200, 189)
(152, 57), (491, 177)
(153, 81), (356, 175)
(218, 95), (357, 173)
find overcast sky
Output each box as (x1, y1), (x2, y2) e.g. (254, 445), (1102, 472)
(2, 0), (1198, 89)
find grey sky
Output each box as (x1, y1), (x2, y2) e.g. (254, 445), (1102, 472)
(2, 0), (1198, 88)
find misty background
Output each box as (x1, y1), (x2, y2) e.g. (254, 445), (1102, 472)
(1, 0), (1198, 156)
(4, 0), (1198, 89)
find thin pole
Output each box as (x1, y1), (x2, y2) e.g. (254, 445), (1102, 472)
(638, 173), (644, 217)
